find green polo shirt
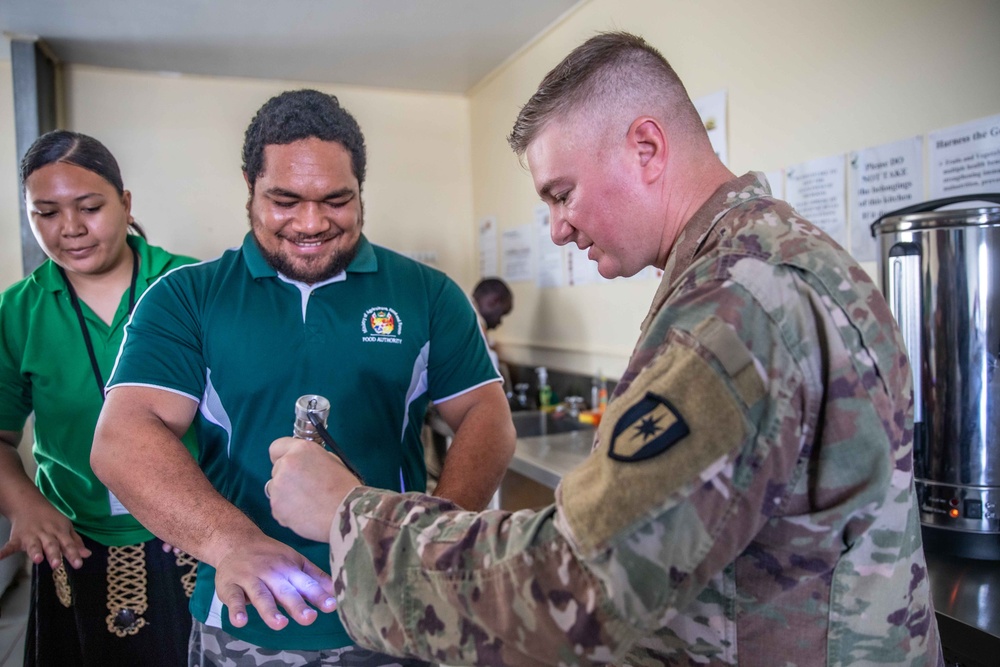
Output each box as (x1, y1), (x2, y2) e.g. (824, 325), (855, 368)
(0, 235), (198, 546)
(108, 232), (499, 650)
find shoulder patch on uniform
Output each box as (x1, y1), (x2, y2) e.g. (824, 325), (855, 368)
(558, 331), (751, 555)
(609, 392), (689, 462)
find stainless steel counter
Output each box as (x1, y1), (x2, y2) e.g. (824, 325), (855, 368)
(926, 551), (1000, 665)
(508, 426), (592, 489)
(509, 427), (1000, 664)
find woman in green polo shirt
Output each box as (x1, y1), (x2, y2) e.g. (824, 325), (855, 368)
(0, 130), (199, 666)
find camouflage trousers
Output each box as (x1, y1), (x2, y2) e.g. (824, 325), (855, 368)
(189, 619), (434, 667)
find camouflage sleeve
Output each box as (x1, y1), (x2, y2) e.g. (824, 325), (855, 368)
(555, 270), (809, 637)
(330, 489), (642, 666)
(331, 267), (817, 665)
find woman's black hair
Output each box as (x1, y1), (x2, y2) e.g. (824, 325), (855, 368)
(20, 130), (145, 237)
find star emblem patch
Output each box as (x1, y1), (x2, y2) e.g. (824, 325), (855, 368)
(608, 392), (689, 462)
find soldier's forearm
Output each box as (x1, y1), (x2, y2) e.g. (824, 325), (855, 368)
(329, 487), (640, 666)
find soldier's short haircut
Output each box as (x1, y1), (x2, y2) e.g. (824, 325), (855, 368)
(507, 32), (704, 157)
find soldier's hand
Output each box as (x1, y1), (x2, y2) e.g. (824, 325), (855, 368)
(268, 437), (361, 543)
(213, 536), (337, 630)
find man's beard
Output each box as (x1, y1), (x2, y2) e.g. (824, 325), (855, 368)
(251, 213), (363, 284)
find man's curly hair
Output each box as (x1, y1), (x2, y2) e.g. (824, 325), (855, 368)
(242, 89), (367, 190)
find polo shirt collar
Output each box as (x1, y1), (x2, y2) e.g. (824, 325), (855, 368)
(31, 256), (64, 293)
(241, 232), (378, 280)
(31, 234), (159, 294)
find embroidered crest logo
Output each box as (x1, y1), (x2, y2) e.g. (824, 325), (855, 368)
(608, 392), (689, 462)
(361, 307), (403, 344)
(370, 311), (395, 335)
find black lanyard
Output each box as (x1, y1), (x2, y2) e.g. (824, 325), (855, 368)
(58, 245), (140, 399)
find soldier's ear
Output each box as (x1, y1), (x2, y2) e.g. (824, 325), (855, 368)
(629, 117), (667, 184)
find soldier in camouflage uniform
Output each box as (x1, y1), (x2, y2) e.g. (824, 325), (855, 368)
(268, 32), (943, 666)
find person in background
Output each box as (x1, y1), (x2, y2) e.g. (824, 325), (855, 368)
(471, 276), (513, 378)
(424, 277), (513, 495)
(91, 89), (515, 666)
(266, 32), (943, 666)
(0, 130), (199, 666)
(472, 277), (513, 334)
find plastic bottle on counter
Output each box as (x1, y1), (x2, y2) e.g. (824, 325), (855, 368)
(597, 371), (608, 414)
(536, 366), (553, 412)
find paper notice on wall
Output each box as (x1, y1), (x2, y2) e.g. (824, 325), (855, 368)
(848, 137), (924, 263)
(763, 169), (785, 200)
(693, 90), (728, 167)
(534, 204), (564, 288)
(478, 216), (498, 278)
(566, 245), (599, 286)
(623, 266), (658, 281)
(786, 155), (847, 246)
(501, 224), (534, 283)
(401, 250), (439, 266)
(929, 113), (1000, 199)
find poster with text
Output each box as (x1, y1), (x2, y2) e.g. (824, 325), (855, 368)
(929, 113), (1000, 199)
(478, 216), (498, 278)
(534, 204), (564, 288)
(501, 224), (534, 283)
(849, 136), (924, 263)
(786, 155), (847, 247)
(566, 245), (600, 286)
(763, 169), (785, 200)
(693, 90), (729, 167)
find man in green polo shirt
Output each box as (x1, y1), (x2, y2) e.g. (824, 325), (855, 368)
(92, 89), (516, 666)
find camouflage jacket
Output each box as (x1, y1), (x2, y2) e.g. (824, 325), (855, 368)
(328, 173), (943, 666)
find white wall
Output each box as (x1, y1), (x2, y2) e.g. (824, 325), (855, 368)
(0, 62), (19, 291)
(469, 0), (1000, 378)
(4, 0), (1000, 382)
(3, 65), (476, 289)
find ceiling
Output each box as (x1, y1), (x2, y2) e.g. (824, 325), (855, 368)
(0, 0), (584, 94)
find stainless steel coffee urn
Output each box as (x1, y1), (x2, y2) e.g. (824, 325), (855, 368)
(872, 194), (1000, 560)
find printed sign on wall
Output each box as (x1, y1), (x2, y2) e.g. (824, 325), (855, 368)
(849, 136), (924, 262)
(787, 155), (848, 247)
